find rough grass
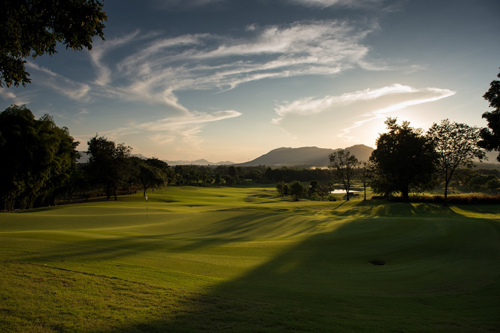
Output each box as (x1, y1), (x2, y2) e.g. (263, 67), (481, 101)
(1, 186), (499, 332)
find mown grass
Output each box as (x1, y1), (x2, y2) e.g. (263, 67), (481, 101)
(1, 185), (499, 332)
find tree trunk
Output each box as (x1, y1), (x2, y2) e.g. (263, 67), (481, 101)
(401, 187), (409, 202)
(443, 178), (450, 206)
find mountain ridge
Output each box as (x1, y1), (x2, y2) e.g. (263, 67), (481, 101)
(236, 144), (374, 167)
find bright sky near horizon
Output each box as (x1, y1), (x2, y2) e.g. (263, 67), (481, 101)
(1, 0), (499, 163)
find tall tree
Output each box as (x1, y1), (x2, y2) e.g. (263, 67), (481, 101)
(86, 135), (132, 200)
(132, 157), (169, 197)
(370, 118), (438, 201)
(0, 105), (79, 210)
(328, 150), (360, 201)
(1, 0), (107, 87)
(479, 69), (500, 160)
(428, 119), (485, 204)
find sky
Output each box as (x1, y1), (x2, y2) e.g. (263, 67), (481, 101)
(1, 0), (499, 163)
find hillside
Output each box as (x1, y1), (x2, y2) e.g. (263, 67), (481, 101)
(237, 144), (374, 167)
(164, 159), (235, 166)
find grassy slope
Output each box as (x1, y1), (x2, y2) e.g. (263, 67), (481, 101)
(0, 186), (499, 332)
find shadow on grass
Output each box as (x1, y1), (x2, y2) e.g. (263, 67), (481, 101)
(109, 209), (500, 332)
(346, 200), (462, 217)
(14, 203), (500, 332)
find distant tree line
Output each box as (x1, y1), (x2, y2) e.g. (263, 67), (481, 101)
(2, 69), (500, 209)
(0, 106), (271, 211)
(274, 69), (500, 204)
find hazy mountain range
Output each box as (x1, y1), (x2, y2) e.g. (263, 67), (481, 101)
(236, 144), (374, 167)
(78, 144), (500, 168)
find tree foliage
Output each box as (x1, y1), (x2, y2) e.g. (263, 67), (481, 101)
(428, 119), (485, 204)
(132, 157), (169, 197)
(370, 118), (438, 200)
(1, 0), (107, 87)
(479, 69), (500, 161)
(0, 105), (79, 210)
(328, 149), (359, 201)
(289, 180), (305, 201)
(86, 135), (132, 200)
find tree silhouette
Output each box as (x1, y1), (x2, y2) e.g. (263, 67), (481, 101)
(370, 118), (438, 201)
(1, 0), (107, 87)
(86, 135), (132, 200)
(479, 69), (500, 160)
(428, 119), (485, 204)
(0, 105), (79, 210)
(328, 150), (359, 201)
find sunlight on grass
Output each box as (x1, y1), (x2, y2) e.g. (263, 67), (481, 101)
(1, 186), (500, 332)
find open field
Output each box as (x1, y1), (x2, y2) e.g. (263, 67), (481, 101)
(1, 186), (500, 332)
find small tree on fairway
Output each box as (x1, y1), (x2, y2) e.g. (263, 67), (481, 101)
(133, 157), (169, 197)
(428, 119), (485, 204)
(289, 180), (305, 201)
(328, 150), (360, 201)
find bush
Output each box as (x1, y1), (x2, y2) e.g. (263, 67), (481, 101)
(381, 194), (500, 204)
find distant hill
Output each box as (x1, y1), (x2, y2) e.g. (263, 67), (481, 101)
(164, 159), (235, 166)
(237, 144), (374, 167)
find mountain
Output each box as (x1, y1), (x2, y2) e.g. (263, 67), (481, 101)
(237, 144), (374, 167)
(164, 159), (235, 166)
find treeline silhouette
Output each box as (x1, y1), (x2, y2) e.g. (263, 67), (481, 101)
(2, 69), (500, 210)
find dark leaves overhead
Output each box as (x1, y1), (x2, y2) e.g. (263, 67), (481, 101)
(0, 0), (107, 87)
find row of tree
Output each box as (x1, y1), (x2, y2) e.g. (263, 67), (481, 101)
(328, 70), (500, 204)
(327, 118), (485, 204)
(0, 105), (170, 210)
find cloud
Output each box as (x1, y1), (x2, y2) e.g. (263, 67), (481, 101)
(89, 30), (142, 86)
(138, 110), (241, 131)
(285, 0), (387, 8)
(273, 84), (417, 122)
(26, 63), (91, 101)
(154, 0), (226, 9)
(91, 20), (379, 104)
(0, 88), (16, 100)
(273, 84), (456, 140)
(0, 88), (30, 105)
(82, 110), (242, 151)
(338, 86), (456, 140)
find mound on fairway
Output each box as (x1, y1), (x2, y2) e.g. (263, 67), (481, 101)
(1, 186), (499, 332)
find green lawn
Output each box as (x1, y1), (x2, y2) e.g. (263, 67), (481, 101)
(1, 186), (499, 332)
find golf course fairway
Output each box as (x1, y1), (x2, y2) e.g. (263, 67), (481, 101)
(1, 186), (499, 332)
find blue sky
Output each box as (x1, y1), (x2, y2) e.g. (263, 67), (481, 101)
(1, 0), (499, 163)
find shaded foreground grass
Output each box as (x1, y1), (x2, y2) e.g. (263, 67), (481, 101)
(1, 186), (500, 332)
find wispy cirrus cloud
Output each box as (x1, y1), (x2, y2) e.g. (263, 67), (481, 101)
(139, 110), (241, 147)
(273, 84), (417, 123)
(137, 110), (241, 132)
(93, 20), (379, 100)
(80, 19), (392, 150)
(0, 88), (30, 105)
(286, 0), (385, 8)
(77, 110), (242, 151)
(26, 63), (91, 101)
(273, 84), (456, 141)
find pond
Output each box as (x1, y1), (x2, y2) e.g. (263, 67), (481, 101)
(330, 190), (359, 194)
